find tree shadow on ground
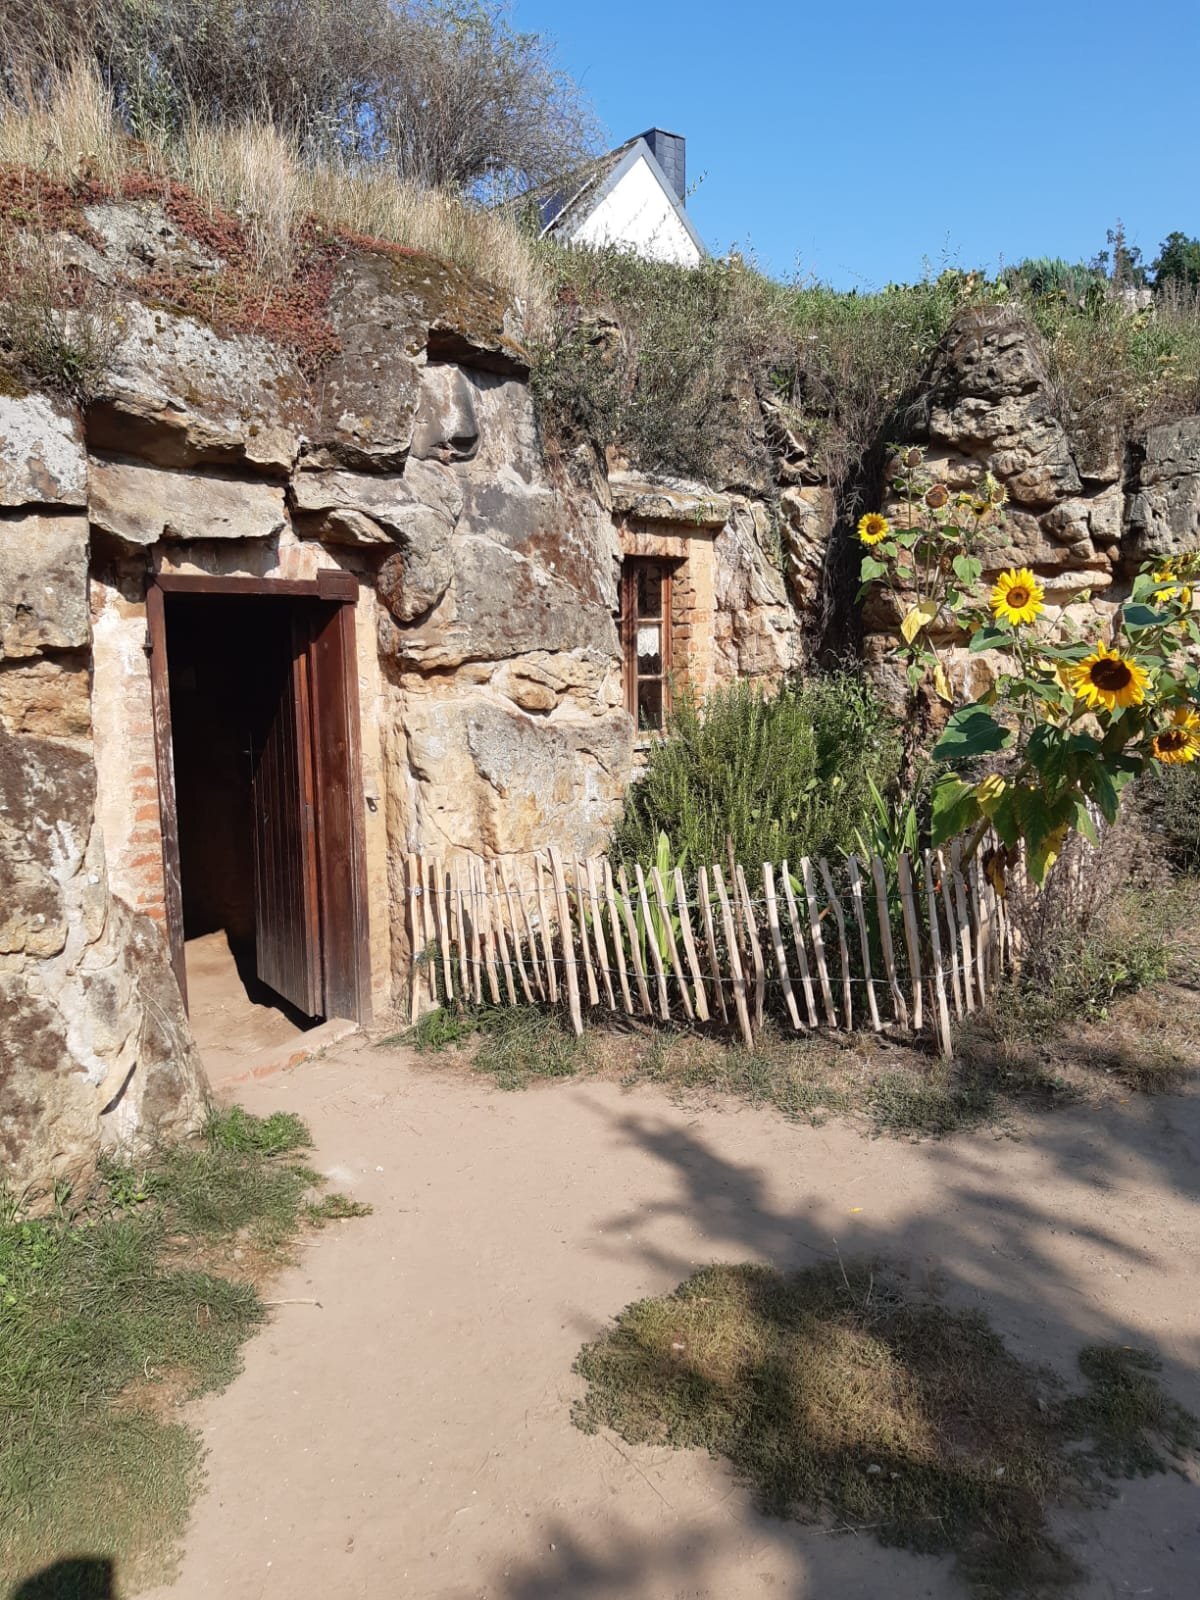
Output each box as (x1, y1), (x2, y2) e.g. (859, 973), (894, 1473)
(10, 1561), (114, 1600)
(474, 1079), (1200, 1600)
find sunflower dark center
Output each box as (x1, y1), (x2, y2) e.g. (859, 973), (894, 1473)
(1159, 729), (1188, 751)
(1091, 658), (1133, 691)
(1007, 586), (1030, 607)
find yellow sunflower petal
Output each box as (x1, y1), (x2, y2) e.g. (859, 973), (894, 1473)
(1068, 644), (1148, 712)
(858, 513), (890, 546)
(990, 567), (1045, 627)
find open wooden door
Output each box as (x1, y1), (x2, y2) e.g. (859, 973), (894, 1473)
(249, 618), (324, 1017)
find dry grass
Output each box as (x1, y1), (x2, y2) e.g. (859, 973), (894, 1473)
(0, 64), (547, 317)
(574, 1262), (1199, 1597)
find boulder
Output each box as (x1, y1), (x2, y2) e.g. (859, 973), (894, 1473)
(89, 456), (288, 545)
(0, 510), (89, 660)
(609, 471), (733, 529)
(87, 302), (308, 474)
(411, 364), (482, 463)
(0, 392), (87, 508)
(1125, 416), (1200, 561)
(0, 723), (207, 1198)
(926, 307), (1081, 508)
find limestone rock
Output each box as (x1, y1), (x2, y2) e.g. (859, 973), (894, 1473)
(927, 307), (1081, 508)
(411, 365), (482, 463)
(0, 392), (87, 508)
(0, 723), (207, 1198)
(387, 534), (615, 666)
(88, 302), (308, 474)
(0, 510), (89, 660)
(713, 503), (799, 678)
(89, 456), (287, 545)
(0, 654), (92, 742)
(779, 484), (834, 611)
(401, 693), (630, 857)
(1126, 416), (1200, 561)
(375, 509), (456, 620)
(609, 471), (733, 529)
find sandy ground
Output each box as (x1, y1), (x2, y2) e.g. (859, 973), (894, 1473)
(142, 1039), (1200, 1600)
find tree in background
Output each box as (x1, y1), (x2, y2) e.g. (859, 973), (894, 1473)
(1153, 232), (1200, 292)
(0, 0), (598, 197)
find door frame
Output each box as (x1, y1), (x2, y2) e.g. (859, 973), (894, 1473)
(145, 570), (371, 1023)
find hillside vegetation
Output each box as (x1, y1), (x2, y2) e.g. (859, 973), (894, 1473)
(2, 66), (1199, 490)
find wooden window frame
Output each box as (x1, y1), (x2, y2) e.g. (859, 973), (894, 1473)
(619, 557), (675, 732)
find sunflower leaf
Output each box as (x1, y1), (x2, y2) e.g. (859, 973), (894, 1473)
(1122, 603), (1169, 630)
(968, 625), (1009, 653)
(859, 555), (888, 582)
(932, 705), (1012, 764)
(953, 555), (982, 588)
(900, 600), (939, 644)
(1084, 763), (1120, 825)
(930, 775), (979, 844)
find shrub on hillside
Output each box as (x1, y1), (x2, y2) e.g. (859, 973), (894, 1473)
(611, 673), (901, 871)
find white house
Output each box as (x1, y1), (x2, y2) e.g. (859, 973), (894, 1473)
(532, 128), (704, 268)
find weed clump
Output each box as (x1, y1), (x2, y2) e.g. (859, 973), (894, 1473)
(574, 1262), (1199, 1597)
(402, 1004), (586, 1091)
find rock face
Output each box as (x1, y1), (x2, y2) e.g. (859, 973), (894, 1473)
(7, 194), (1200, 1195)
(1126, 417), (1200, 560)
(0, 396), (206, 1200)
(866, 304), (1197, 701)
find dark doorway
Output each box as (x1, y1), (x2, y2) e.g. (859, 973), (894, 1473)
(147, 578), (370, 1028)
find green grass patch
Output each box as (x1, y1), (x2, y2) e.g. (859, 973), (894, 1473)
(402, 1004), (586, 1091)
(574, 1263), (1199, 1598)
(0, 1106), (363, 1597)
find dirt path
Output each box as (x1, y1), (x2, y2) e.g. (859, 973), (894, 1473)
(143, 1039), (1200, 1600)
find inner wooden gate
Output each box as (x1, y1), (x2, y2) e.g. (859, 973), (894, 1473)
(146, 573), (370, 1024)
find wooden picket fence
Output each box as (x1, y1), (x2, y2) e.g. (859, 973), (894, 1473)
(403, 839), (1021, 1055)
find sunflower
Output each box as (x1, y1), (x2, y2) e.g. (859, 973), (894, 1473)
(1067, 644), (1149, 712)
(990, 568), (1045, 626)
(1150, 707), (1200, 764)
(1154, 563), (1193, 607)
(858, 512), (890, 546)
(925, 484), (950, 510)
(985, 474), (1008, 507)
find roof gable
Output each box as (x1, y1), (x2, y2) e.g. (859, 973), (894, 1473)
(533, 137), (705, 262)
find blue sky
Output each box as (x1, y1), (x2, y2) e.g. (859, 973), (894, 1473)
(513, 0), (1199, 290)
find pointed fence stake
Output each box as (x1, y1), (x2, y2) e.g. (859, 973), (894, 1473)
(489, 859), (517, 1006)
(573, 859), (601, 1009)
(652, 865), (694, 1021)
(896, 851), (923, 1033)
(713, 863), (753, 1048)
(500, 864), (533, 1003)
(605, 858), (636, 1015)
(674, 866), (710, 1022)
(635, 863), (672, 1021)
(474, 856), (501, 1005)
(735, 864), (766, 1032)
(587, 859), (617, 1011)
(698, 865), (728, 1023)
(535, 854), (558, 1005)
(923, 849), (954, 1056)
(847, 856), (882, 1032)
(871, 854), (907, 1028)
(548, 845), (583, 1035)
(407, 853), (423, 1024)
(818, 856), (854, 1030)
(617, 863), (654, 1017)
(800, 857), (838, 1027)
(936, 850), (964, 1019)
(763, 863), (802, 1031)
(780, 860), (819, 1027)
(950, 841), (977, 1013)
(434, 856), (454, 1005)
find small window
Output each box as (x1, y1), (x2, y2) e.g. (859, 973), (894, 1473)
(620, 559), (673, 731)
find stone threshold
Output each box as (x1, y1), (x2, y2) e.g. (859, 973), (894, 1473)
(207, 1017), (360, 1091)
